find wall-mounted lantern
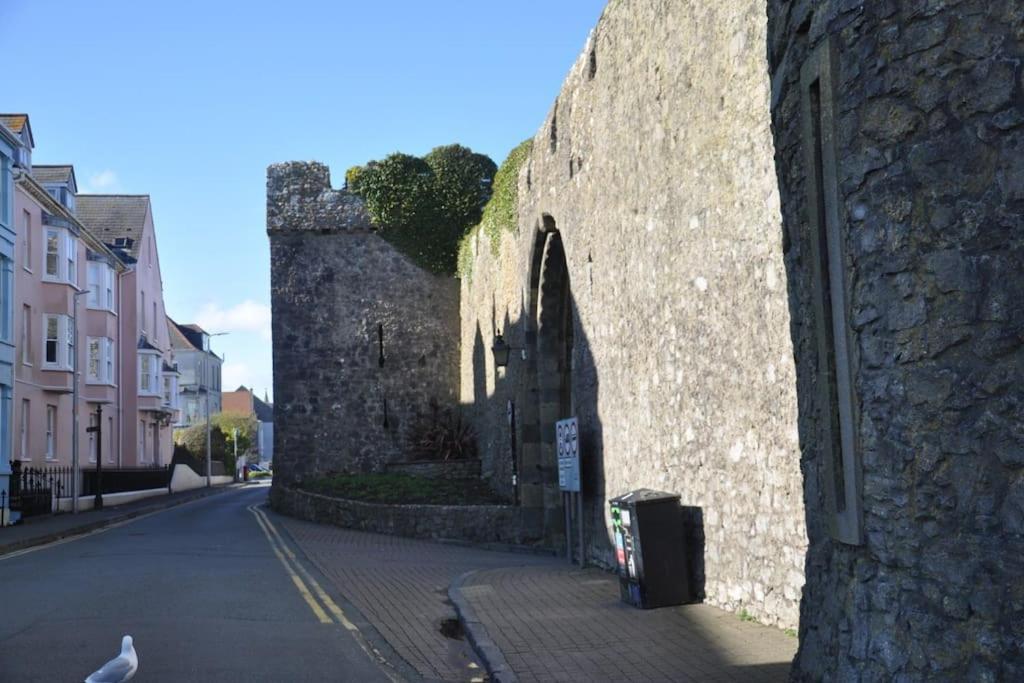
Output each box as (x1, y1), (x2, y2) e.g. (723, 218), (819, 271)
(492, 334), (526, 368)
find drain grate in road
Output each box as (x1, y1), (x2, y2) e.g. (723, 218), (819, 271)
(439, 617), (465, 640)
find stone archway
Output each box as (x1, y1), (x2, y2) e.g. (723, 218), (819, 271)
(519, 216), (573, 544)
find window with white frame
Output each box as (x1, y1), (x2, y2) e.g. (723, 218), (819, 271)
(87, 261), (116, 312)
(67, 234), (76, 286)
(0, 387), (10, 469)
(46, 405), (56, 459)
(162, 373), (178, 407)
(87, 337), (115, 384)
(42, 229), (71, 282)
(21, 304), (30, 365)
(0, 255), (11, 342)
(43, 314), (72, 369)
(43, 228), (77, 284)
(22, 209), (31, 269)
(139, 352), (160, 395)
(106, 338), (114, 385)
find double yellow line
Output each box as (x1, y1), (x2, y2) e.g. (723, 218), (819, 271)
(248, 504), (356, 628)
(247, 505), (403, 681)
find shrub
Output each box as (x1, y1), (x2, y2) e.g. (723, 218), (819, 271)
(406, 405), (477, 462)
(348, 144), (496, 275)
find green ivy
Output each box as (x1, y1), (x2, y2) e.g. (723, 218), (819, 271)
(348, 145), (496, 275)
(456, 138), (533, 281)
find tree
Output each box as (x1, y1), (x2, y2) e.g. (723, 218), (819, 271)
(213, 412), (259, 461)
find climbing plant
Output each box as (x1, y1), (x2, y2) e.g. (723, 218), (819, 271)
(457, 138), (533, 280)
(347, 145), (496, 275)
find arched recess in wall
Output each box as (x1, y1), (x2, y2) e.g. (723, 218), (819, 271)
(519, 215), (573, 542)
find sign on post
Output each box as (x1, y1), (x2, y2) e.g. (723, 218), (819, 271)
(556, 417), (580, 492)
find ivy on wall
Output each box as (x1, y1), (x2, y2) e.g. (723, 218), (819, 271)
(457, 138), (533, 281)
(346, 145), (496, 275)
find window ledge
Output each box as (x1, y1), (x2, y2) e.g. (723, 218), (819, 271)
(41, 365), (72, 373)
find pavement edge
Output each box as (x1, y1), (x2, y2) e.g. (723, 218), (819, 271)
(0, 483), (242, 557)
(449, 569), (519, 683)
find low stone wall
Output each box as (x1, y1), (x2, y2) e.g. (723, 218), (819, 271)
(384, 459), (481, 480)
(271, 484), (526, 545)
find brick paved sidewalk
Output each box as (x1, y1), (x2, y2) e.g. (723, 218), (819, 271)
(276, 514), (557, 682)
(452, 565), (797, 683)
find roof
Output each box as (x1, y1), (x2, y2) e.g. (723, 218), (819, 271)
(253, 394), (274, 422)
(32, 165), (77, 188)
(167, 318), (198, 351)
(137, 336), (161, 352)
(181, 323), (208, 335)
(0, 114), (27, 134)
(75, 195), (150, 258)
(0, 114), (33, 148)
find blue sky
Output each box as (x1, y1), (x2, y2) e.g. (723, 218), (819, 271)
(1, 0), (606, 400)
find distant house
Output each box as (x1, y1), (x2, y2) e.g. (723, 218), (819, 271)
(222, 385), (273, 464)
(167, 318), (222, 429)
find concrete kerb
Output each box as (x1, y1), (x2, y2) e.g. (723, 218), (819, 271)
(0, 483), (242, 557)
(449, 569), (518, 683)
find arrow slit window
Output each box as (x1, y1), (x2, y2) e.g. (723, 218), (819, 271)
(800, 37), (863, 545)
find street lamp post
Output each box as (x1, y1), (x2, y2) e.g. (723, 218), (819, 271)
(71, 289), (91, 514)
(204, 331), (228, 488)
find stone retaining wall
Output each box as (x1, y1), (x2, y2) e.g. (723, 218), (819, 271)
(270, 484), (525, 545)
(384, 459), (482, 480)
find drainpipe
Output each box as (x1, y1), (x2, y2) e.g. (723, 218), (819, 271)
(117, 269), (127, 468)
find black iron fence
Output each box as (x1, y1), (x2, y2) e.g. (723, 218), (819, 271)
(81, 465), (171, 496)
(9, 462), (74, 518)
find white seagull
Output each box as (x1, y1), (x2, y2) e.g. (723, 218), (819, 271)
(84, 635), (138, 683)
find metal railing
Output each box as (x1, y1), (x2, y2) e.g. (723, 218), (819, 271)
(9, 462), (74, 518)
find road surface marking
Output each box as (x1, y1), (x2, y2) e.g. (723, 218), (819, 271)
(252, 506), (358, 630)
(250, 505), (332, 624)
(248, 504), (405, 683)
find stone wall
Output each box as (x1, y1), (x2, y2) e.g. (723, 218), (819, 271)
(459, 0), (806, 629)
(267, 162), (460, 484)
(270, 484), (526, 546)
(385, 459), (482, 480)
(766, 1), (1024, 679)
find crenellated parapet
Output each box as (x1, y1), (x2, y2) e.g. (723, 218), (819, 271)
(266, 161), (373, 234)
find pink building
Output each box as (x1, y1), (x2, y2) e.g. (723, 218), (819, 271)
(4, 112), (179, 479)
(77, 194), (178, 466)
(11, 162), (129, 472)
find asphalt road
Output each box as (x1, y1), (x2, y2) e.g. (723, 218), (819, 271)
(0, 484), (395, 682)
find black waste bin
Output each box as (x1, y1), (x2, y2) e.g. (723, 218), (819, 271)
(610, 489), (690, 609)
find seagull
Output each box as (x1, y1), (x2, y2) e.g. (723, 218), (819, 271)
(84, 635), (137, 683)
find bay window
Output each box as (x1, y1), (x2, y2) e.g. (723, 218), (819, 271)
(87, 260), (116, 312)
(87, 336), (115, 384)
(139, 351), (161, 395)
(43, 227), (77, 284)
(43, 314), (72, 370)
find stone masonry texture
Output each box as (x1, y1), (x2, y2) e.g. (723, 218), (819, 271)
(267, 0), (1024, 678)
(267, 162), (460, 484)
(766, 1), (1024, 679)
(459, 0), (806, 630)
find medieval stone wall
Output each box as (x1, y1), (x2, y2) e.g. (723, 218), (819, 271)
(459, 0), (806, 629)
(767, 1), (1024, 679)
(268, 162), (460, 484)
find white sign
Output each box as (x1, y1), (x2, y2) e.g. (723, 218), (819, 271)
(556, 417), (580, 492)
